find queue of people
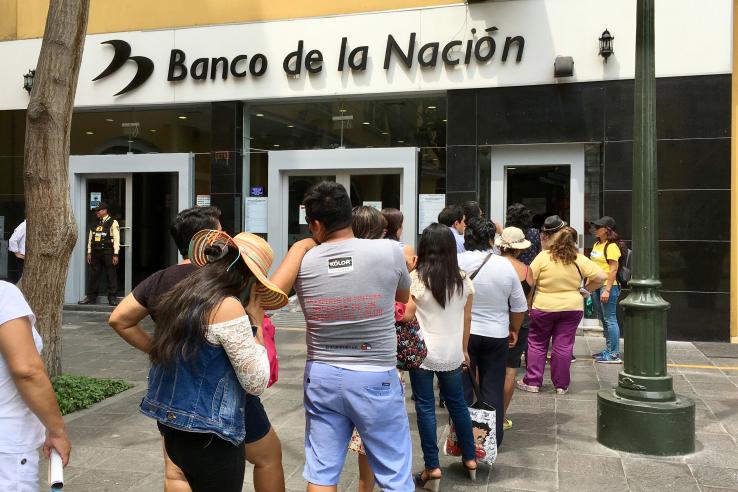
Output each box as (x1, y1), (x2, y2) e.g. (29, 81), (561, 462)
(0, 181), (625, 491)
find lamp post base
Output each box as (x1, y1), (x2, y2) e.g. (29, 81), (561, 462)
(597, 389), (695, 455)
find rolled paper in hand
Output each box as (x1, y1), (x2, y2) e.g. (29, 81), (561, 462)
(48, 449), (64, 489)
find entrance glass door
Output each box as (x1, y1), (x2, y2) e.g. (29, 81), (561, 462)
(505, 165), (571, 228)
(83, 175), (133, 298)
(268, 148), (418, 267)
(287, 175), (336, 249)
(284, 172), (403, 250)
(490, 145), (585, 248)
(348, 173), (402, 210)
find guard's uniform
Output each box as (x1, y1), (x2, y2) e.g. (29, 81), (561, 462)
(86, 215), (120, 299)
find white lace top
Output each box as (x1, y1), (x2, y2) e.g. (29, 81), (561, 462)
(204, 315), (270, 396)
(410, 270), (475, 372)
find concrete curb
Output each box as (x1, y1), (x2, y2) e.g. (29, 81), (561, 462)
(63, 382), (147, 424)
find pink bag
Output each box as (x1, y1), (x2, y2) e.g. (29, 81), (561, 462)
(262, 316), (279, 387)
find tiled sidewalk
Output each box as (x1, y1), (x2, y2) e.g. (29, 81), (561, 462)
(46, 311), (738, 491)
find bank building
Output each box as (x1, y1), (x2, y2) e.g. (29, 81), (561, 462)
(0, 0), (734, 343)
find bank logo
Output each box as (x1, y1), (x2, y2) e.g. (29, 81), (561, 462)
(328, 256), (353, 274)
(93, 40), (154, 96)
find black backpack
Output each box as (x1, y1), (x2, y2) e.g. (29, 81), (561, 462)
(604, 241), (632, 287)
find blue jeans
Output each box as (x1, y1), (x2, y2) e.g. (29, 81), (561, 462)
(409, 367), (476, 469)
(592, 285), (621, 356)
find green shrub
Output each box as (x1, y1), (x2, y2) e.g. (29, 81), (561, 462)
(51, 374), (133, 415)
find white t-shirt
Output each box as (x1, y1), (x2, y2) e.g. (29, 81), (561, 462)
(410, 270), (474, 372)
(0, 281), (45, 453)
(457, 251), (529, 339)
(8, 221), (26, 255)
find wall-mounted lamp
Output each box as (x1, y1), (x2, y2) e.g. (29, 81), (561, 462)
(23, 69), (35, 93)
(599, 29), (614, 62)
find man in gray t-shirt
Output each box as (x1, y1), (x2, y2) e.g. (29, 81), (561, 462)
(295, 237), (410, 369)
(270, 182), (414, 492)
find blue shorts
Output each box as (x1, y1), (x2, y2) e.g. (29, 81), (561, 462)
(244, 394), (271, 444)
(303, 362), (414, 491)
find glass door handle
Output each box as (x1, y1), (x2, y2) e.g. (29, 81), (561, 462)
(120, 244), (130, 248)
(120, 226), (131, 230)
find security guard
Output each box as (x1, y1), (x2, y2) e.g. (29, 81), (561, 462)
(78, 202), (121, 306)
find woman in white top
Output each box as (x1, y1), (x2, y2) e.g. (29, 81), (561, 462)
(405, 223), (477, 491)
(0, 281), (71, 492)
(457, 219), (528, 448)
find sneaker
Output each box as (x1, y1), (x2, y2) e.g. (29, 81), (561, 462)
(591, 350), (604, 358)
(503, 418), (513, 430)
(571, 355), (578, 362)
(556, 387), (568, 395)
(516, 380), (540, 393)
(595, 353), (623, 364)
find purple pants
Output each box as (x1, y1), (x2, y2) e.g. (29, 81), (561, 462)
(523, 309), (583, 390)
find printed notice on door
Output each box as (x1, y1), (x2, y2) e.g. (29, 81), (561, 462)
(418, 194), (446, 234)
(245, 197), (268, 233)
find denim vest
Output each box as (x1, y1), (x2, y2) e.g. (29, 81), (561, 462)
(140, 341), (247, 445)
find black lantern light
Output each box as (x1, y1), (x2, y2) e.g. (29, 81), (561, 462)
(599, 29), (614, 62)
(23, 69), (35, 93)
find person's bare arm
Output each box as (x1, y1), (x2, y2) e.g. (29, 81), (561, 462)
(508, 311), (524, 347)
(401, 297), (417, 323)
(600, 259), (619, 303)
(402, 244), (417, 272)
(395, 289), (410, 303)
(270, 238), (316, 293)
(0, 317), (71, 465)
(585, 270), (607, 292)
(243, 287), (265, 346)
(463, 294), (473, 365)
(108, 294), (153, 353)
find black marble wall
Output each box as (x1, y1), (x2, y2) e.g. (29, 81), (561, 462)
(209, 102), (244, 235)
(447, 74), (731, 341)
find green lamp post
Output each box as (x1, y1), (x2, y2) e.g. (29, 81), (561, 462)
(596, 0), (695, 455)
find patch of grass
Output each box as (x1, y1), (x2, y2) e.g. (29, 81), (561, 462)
(52, 374), (133, 415)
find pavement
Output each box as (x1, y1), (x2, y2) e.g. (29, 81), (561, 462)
(40, 310), (738, 491)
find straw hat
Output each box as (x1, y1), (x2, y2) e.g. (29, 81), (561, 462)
(494, 227), (532, 250)
(189, 230), (288, 310)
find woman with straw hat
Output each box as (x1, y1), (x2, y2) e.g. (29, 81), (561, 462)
(140, 230), (288, 492)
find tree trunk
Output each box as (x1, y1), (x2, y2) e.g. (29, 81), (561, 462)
(20, 0), (90, 377)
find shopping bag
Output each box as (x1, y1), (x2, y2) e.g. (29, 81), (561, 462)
(443, 367), (497, 464)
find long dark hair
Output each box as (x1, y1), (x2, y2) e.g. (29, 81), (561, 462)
(382, 208), (404, 241)
(150, 245), (253, 366)
(464, 217), (495, 251)
(416, 223), (464, 308)
(596, 227), (625, 258)
(596, 227), (621, 244)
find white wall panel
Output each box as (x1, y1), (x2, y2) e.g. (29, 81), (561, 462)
(0, 0), (730, 110)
